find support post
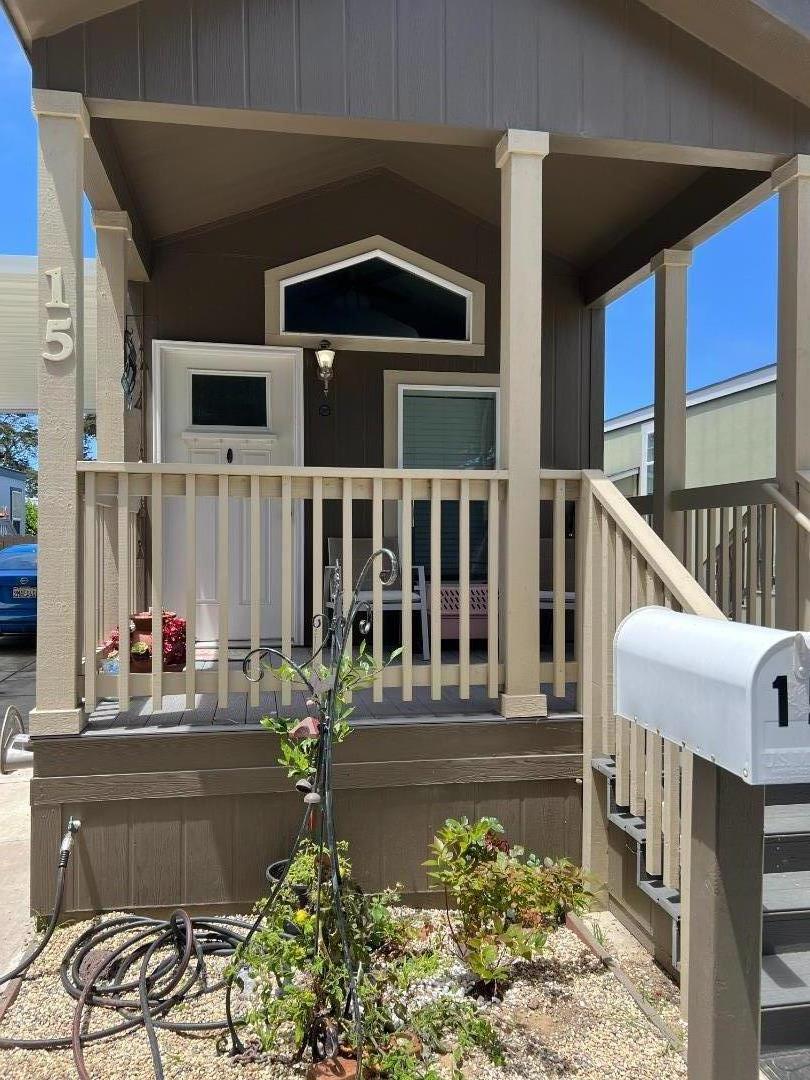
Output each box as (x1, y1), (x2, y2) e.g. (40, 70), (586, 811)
(577, 472), (610, 896)
(651, 249), (692, 561)
(94, 210), (132, 639)
(496, 129), (549, 718)
(29, 90), (89, 736)
(687, 756), (763, 1080)
(772, 156), (810, 631)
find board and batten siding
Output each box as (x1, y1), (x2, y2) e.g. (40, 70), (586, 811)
(32, 0), (810, 157)
(30, 720), (583, 917)
(142, 170), (602, 477)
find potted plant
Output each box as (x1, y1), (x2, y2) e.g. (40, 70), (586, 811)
(101, 611), (187, 672)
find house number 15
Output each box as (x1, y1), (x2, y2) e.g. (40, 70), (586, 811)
(42, 267), (74, 362)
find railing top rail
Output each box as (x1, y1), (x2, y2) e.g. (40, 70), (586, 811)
(670, 477), (777, 512)
(78, 461), (512, 482)
(584, 470), (724, 620)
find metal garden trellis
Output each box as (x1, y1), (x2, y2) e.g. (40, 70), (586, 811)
(224, 545), (399, 1066)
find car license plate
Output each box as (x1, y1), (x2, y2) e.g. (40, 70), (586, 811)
(12, 586), (36, 599)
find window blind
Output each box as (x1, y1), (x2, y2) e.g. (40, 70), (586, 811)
(401, 390), (496, 582)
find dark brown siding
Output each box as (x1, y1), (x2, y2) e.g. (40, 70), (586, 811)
(33, 0), (810, 156)
(142, 170), (600, 474)
(31, 719), (583, 917)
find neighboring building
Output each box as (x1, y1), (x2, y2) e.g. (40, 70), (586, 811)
(0, 255), (97, 412)
(0, 465), (28, 535)
(604, 365), (777, 497)
(8, 1), (810, 1059)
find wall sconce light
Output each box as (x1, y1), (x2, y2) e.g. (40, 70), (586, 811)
(314, 340), (335, 396)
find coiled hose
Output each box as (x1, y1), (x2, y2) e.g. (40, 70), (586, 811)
(0, 819), (255, 1080)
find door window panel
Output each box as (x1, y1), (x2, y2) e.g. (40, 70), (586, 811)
(190, 373), (268, 428)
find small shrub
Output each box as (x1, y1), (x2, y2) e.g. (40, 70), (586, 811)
(425, 816), (591, 992)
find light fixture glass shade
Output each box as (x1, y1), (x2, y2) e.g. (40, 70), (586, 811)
(315, 342), (335, 371)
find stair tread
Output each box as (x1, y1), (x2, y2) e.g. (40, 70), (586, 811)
(761, 1048), (810, 1078)
(765, 873), (810, 915)
(762, 951), (810, 1009)
(766, 805), (810, 837)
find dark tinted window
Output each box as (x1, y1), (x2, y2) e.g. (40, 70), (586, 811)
(191, 374), (268, 428)
(284, 257), (468, 340)
(0, 547), (37, 570)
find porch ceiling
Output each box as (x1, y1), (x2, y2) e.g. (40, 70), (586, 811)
(104, 118), (709, 269)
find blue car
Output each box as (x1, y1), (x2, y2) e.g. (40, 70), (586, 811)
(0, 544), (37, 634)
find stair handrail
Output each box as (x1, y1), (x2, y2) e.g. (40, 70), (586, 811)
(584, 471), (724, 619)
(763, 479), (810, 536)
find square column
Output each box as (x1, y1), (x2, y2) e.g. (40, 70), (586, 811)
(94, 209), (133, 638)
(29, 90), (89, 736)
(496, 129), (548, 718)
(651, 249), (692, 560)
(772, 156), (810, 631)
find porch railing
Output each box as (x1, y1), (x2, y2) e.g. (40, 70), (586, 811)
(672, 479), (776, 624)
(78, 463), (580, 716)
(578, 471), (725, 1001)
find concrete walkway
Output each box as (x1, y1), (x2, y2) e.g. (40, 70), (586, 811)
(0, 635), (35, 971)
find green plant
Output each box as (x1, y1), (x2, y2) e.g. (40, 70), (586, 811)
(130, 641), (149, 657)
(260, 641), (402, 781)
(425, 817), (591, 991)
(24, 499), (37, 535)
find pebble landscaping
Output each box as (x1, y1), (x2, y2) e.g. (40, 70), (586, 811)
(0, 907), (686, 1080)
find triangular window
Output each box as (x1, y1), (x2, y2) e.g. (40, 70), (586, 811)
(281, 251), (471, 342)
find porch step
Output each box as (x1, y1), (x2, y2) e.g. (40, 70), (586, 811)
(762, 804), (810, 1057)
(590, 754), (681, 961)
(760, 1048), (810, 1079)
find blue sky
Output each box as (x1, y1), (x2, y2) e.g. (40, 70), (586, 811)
(0, 11), (95, 256)
(0, 8), (777, 420)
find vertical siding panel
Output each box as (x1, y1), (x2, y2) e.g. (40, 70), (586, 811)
(44, 25), (87, 94)
(666, 24), (712, 148)
(141, 0), (194, 104)
(396, 0), (444, 124)
(492, 0), (538, 130)
(444, 0), (491, 128)
(537, 0), (581, 138)
(299, 0), (347, 116)
(710, 52), (756, 151)
(346, 0), (395, 119)
(581, 0), (627, 138)
(194, 0), (246, 107)
(131, 801), (183, 907)
(86, 6), (141, 99)
(622, 2), (670, 142)
(246, 0), (298, 111)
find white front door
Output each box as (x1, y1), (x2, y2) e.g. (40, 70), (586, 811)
(154, 340), (304, 645)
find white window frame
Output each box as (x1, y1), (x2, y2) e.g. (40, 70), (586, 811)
(281, 249), (473, 342)
(396, 384), (501, 469)
(186, 368), (273, 435)
(638, 420), (655, 496)
(9, 488), (24, 535)
(265, 235), (485, 356)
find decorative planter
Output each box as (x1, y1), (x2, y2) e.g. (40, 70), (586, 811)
(102, 611), (188, 672)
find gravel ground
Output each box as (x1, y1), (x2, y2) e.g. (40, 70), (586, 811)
(0, 909), (686, 1080)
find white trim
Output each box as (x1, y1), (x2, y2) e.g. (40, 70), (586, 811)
(280, 248), (473, 343)
(151, 338), (305, 643)
(638, 420), (654, 497)
(604, 364), (776, 432)
(396, 383), (501, 469)
(607, 466), (640, 483)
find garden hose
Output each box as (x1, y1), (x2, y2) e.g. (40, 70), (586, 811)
(0, 817), (255, 1080)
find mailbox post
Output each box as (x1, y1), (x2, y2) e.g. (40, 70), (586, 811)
(615, 608), (810, 1080)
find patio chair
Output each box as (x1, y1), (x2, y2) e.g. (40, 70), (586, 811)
(324, 537), (430, 661)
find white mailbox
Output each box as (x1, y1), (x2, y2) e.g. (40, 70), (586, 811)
(614, 607), (810, 785)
